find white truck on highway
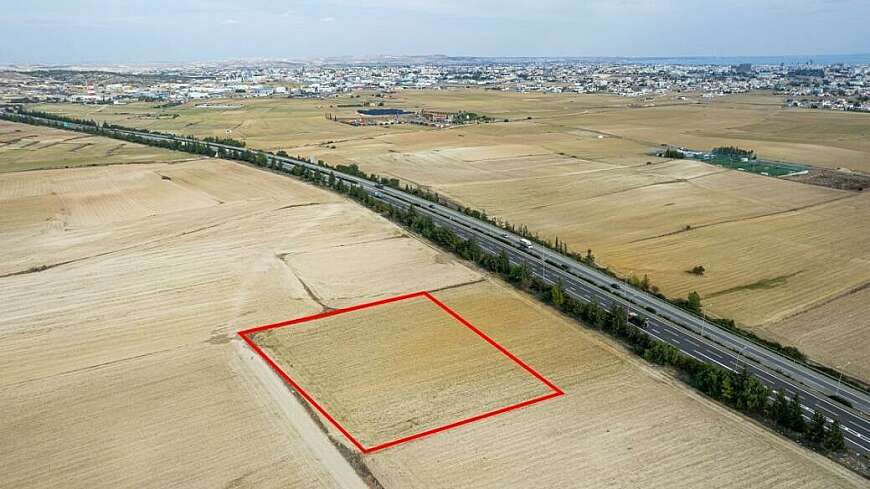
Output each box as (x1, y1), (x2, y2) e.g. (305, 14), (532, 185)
(519, 238), (533, 249)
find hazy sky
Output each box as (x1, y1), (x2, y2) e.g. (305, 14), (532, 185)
(2, 0), (869, 64)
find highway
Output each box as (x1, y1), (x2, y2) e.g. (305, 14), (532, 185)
(7, 112), (868, 455)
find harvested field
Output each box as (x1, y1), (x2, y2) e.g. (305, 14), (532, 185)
(28, 98), (418, 152)
(0, 119), (188, 172)
(2, 344), (342, 488)
(28, 94), (870, 377)
(0, 125), (864, 487)
(761, 284), (870, 381)
(604, 192), (870, 345)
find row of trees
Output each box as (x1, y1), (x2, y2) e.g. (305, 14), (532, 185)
(770, 391), (846, 451)
(202, 135), (246, 148)
(712, 145), (756, 158)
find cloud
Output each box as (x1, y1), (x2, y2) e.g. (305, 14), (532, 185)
(221, 19), (239, 25)
(320, 16), (335, 22)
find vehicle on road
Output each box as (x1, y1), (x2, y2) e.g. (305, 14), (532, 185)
(519, 238), (533, 249)
(628, 312), (648, 329)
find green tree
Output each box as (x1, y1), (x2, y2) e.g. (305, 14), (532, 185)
(586, 301), (604, 327)
(640, 274), (651, 291)
(497, 249), (510, 274)
(807, 411), (827, 445)
(609, 304), (628, 336)
(788, 394), (806, 433)
(720, 373), (734, 403)
(823, 419), (846, 451)
(508, 261), (531, 287)
(772, 390), (789, 426)
(734, 369), (769, 414)
(459, 238), (483, 262)
(550, 280), (566, 308)
(686, 291), (702, 313)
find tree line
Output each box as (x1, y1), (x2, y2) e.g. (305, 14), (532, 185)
(712, 146), (756, 158)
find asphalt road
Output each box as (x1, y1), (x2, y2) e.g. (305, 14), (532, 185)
(8, 114), (867, 455)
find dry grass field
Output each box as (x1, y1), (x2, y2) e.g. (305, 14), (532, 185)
(29, 97), (417, 152)
(0, 121), (865, 487)
(30, 92), (870, 379)
(30, 91), (870, 171)
(0, 119), (188, 172)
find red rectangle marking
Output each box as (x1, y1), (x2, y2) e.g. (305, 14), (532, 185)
(238, 290), (563, 454)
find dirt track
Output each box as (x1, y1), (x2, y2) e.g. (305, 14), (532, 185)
(234, 339), (369, 489)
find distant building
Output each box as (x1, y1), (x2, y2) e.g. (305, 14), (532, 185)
(733, 64), (753, 74)
(420, 109), (453, 123)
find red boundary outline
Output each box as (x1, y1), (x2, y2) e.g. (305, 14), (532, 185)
(238, 290), (564, 454)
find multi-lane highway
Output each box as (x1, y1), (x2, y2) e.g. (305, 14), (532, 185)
(7, 112), (868, 454)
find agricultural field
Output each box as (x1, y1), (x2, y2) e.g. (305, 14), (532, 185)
(0, 119), (188, 172)
(29, 92), (870, 380)
(29, 97), (418, 151)
(0, 121), (865, 488)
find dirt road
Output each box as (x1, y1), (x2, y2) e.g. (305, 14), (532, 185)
(233, 339), (370, 489)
